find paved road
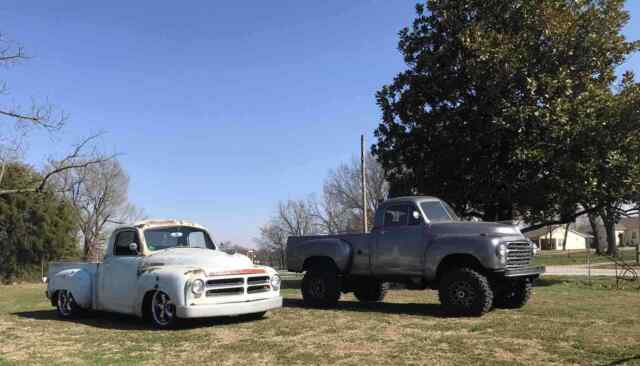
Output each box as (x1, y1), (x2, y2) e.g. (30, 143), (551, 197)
(544, 264), (637, 277)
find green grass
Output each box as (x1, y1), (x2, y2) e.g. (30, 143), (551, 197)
(533, 248), (639, 267)
(1, 278), (640, 365)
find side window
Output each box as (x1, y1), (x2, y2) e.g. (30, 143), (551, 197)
(384, 205), (410, 227)
(188, 231), (207, 249)
(114, 231), (139, 256)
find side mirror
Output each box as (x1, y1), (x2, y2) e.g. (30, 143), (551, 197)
(128, 242), (139, 253)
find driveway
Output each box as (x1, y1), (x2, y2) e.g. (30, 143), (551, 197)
(544, 264), (635, 277)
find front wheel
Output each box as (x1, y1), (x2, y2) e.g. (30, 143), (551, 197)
(438, 268), (493, 317)
(56, 289), (82, 318)
(493, 279), (532, 309)
(149, 291), (178, 329)
(301, 271), (341, 308)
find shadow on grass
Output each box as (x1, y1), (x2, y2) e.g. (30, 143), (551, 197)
(283, 298), (448, 317)
(603, 355), (640, 366)
(12, 309), (266, 331)
(533, 278), (569, 287)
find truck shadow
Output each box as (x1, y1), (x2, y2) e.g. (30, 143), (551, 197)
(12, 309), (266, 330)
(283, 298), (447, 317)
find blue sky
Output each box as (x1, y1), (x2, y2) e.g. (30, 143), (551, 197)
(2, 1), (639, 247)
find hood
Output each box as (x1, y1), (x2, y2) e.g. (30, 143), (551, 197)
(430, 221), (522, 237)
(142, 248), (253, 272)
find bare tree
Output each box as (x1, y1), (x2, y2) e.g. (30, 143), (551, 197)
(255, 223), (288, 269)
(50, 158), (141, 261)
(256, 199), (319, 268)
(0, 33), (65, 130)
(0, 33), (111, 196)
(0, 134), (113, 196)
(322, 153), (388, 232)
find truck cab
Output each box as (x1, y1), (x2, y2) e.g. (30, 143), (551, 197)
(47, 220), (282, 328)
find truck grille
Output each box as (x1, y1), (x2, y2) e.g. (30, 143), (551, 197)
(205, 275), (271, 297)
(506, 241), (533, 269)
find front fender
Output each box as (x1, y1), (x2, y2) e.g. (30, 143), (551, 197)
(424, 235), (500, 280)
(134, 267), (193, 317)
(48, 268), (93, 309)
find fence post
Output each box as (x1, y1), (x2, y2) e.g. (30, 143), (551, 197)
(636, 243), (639, 265)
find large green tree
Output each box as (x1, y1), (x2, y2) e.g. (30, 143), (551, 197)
(0, 163), (79, 282)
(373, 0), (639, 224)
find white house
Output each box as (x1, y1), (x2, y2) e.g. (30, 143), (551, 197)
(616, 217), (640, 247)
(525, 225), (593, 250)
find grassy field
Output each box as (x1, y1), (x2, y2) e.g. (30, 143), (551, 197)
(533, 248), (639, 267)
(1, 278), (639, 366)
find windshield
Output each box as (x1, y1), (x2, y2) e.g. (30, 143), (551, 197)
(420, 200), (458, 222)
(144, 226), (215, 251)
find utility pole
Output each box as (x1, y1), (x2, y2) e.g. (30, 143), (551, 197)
(361, 134), (368, 233)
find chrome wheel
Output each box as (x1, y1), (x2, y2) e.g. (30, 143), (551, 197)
(151, 291), (176, 328)
(56, 290), (77, 317)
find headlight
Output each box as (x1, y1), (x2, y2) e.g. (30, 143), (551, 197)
(270, 274), (281, 291)
(191, 279), (205, 295)
(496, 243), (508, 265)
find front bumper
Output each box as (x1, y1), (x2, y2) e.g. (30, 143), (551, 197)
(493, 266), (545, 278)
(176, 296), (282, 318)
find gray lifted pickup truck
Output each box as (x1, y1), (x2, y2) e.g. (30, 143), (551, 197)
(286, 196), (544, 316)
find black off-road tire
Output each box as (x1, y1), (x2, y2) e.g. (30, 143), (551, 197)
(301, 270), (341, 308)
(438, 268), (494, 317)
(493, 280), (532, 309)
(353, 279), (387, 303)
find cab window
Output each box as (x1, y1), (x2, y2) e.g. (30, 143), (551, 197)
(114, 230), (139, 256)
(384, 205), (410, 227)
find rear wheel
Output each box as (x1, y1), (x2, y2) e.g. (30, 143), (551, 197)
(55, 289), (81, 318)
(149, 291), (178, 329)
(353, 279), (387, 303)
(493, 279), (532, 309)
(438, 268), (493, 316)
(302, 270), (341, 308)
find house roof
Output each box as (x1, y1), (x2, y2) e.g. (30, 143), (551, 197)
(524, 225), (593, 239)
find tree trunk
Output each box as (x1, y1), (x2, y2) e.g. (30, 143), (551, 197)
(587, 213), (603, 254)
(562, 223), (570, 251)
(601, 209), (618, 256)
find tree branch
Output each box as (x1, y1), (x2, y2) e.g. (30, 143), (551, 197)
(521, 206), (603, 233)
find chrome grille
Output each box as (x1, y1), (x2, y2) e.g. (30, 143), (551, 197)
(204, 274), (272, 298)
(207, 287), (244, 297)
(247, 285), (270, 294)
(247, 276), (269, 285)
(207, 277), (244, 287)
(506, 241), (533, 269)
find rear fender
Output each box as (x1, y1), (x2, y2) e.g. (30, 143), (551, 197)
(296, 239), (352, 273)
(48, 268), (92, 309)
